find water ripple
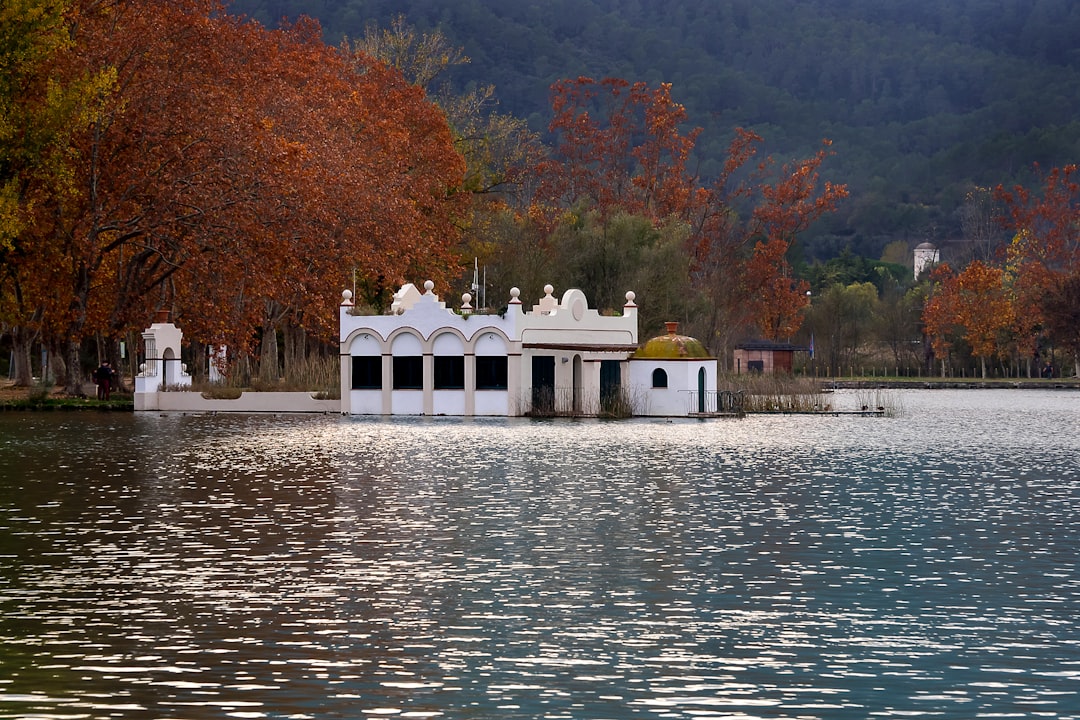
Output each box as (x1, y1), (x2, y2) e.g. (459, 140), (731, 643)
(1, 390), (1078, 718)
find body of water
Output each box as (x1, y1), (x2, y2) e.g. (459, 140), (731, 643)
(1, 389), (1078, 719)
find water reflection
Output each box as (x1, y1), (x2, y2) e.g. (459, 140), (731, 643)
(1, 390), (1078, 718)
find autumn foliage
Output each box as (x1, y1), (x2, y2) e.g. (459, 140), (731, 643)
(2, 0), (466, 390)
(530, 76), (848, 348)
(533, 77), (705, 225)
(922, 164), (1080, 377)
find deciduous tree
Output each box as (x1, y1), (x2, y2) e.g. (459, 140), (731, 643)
(996, 164), (1080, 374)
(6, 0), (467, 392)
(345, 16), (538, 301)
(0, 0), (114, 385)
(528, 77), (847, 359)
(533, 77), (704, 226)
(808, 281), (879, 377)
(923, 261), (1015, 378)
(693, 136), (848, 350)
(1042, 271), (1080, 377)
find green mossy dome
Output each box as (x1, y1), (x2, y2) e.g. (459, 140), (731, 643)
(634, 323), (710, 359)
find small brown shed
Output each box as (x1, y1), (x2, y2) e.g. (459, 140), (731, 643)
(733, 341), (810, 374)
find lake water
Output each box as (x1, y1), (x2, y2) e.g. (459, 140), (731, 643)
(1, 389), (1078, 720)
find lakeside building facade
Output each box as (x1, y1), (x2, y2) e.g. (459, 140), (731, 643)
(339, 281), (719, 417)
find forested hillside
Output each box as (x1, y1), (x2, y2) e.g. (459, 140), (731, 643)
(4, 0), (1076, 391)
(228, 0), (1080, 261)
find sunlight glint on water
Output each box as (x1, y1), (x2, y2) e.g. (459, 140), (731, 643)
(0, 389), (1078, 719)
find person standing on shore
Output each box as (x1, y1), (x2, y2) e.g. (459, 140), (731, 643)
(93, 362), (115, 400)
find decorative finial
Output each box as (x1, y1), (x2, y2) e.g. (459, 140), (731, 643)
(543, 284), (554, 296)
(509, 287), (521, 305)
(341, 289), (354, 306)
(424, 280), (435, 293)
(625, 290), (637, 306)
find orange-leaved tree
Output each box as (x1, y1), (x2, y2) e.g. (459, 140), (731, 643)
(692, 135), (848, 351)
(343, 16), (541, 302)
(743, 142), (848, 340)
(922, 261), (1016, 378)
(996, 164), (1080, 376)
(532, 77), (705, 228)
(170, 16), (468, 378)
(1, 0), (116, 385)
(12, 0), (253, 391)
(10, 0), (466, 391)
(922, 263), (959, 375)
(527, 77), (847, 357)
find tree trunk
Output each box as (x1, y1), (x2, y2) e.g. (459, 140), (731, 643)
(95, 331), (107, 368)
(283, 323), (306, 381)
(259, 322), (279, 384)
(235, 354), (252, 386)
(10, 325), (35, 387)
(125, 331), (140, 385)
(63, 337), (87, 396)
(49, 338), (68, 389)
(109, 336), (126, 392)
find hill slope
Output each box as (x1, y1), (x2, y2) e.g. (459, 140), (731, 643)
(228, 0), (1080, 260)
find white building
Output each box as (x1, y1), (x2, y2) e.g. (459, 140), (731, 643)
(914, 241), (940, 280)
(133, 313), (192, 409)
(339, 281), (723, 417)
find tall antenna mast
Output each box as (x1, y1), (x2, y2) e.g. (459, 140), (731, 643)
(472, 258), (479, 307)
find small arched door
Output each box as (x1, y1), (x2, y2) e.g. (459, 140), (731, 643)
(697, 367), (706, 413)
(163, 347), (177, 386)
(572, 355), (583, 414)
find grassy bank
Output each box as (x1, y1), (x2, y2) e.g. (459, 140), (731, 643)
(0, 383), (133, 411)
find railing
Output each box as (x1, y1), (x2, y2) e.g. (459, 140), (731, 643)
(685, 389), (745, 415)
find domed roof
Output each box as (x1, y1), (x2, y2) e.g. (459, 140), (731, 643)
(915, 241), (937, 250)
(634, 322), (710, 359)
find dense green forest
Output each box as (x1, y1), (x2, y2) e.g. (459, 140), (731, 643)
(227, 0), (1080, 263)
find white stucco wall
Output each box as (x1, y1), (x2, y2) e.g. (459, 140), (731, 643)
(629, 359), (715, 416)
(474, 390), (510, 415)
(136, 321), (191, 394)
(338, 283), (664, 417)
(392, 390), (424, 414)
(136, 391), (338, 413)
(349, 389), (382, 415)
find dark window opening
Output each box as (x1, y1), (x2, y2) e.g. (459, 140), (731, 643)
(351, 356), (382, 390)
(651, 368), (668, 388)
(393, 356), (423, 389)
(530, 355), (555, 415)
(476, 356), (508, 390)
(434, 356), (465, 389)
(748, 360), (765, 373)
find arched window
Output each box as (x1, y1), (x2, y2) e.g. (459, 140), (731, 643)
(433, 332), (465, 389)
(652, 368), (668, 388)
(391, 332), (423, 390)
